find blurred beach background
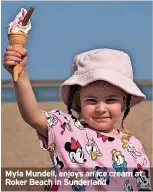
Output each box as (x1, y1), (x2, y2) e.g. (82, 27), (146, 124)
(1, 0), (152, 177)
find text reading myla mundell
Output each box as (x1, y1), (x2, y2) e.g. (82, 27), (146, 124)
(4, 170), (107, 186)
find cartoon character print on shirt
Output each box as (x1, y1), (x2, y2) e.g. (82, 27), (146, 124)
(45, 112), (58, 127)
(69, 172), (86, 191)
(97, 132), (115, 142)
(72, 180), (86, 191)
(124, 180), (133, 192)
(93, 166), (110, 185)
(44, 182), (59, 191)
(60, 116), (73, 135)
(133, 163), (151, 190)
(141, 147), (148, 157)
(74, 118), (85, 130)
(112, 149), (128, 173)
(85, 134), (102, 161)
(65, 137), (87, 164)
(72, 183), (86, 191)
(50, 109), (73, 135)
(48, 143), (64, 169)
(52, 109), (61, 115)
(121, 135), (142, 159)
(122, 132), (132, 140)
(142, 157), (147, 167)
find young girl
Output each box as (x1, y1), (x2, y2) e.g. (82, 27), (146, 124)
(3, 47), (152, 191)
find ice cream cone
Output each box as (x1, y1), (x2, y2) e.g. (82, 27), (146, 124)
(8, 32), (28, 81)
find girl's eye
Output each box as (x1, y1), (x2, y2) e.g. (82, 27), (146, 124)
(106, 98), (117, 103)
(86, 99), (97, 103)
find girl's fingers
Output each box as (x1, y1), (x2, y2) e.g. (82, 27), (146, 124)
(5, 50), (21, 57)
(6, 46), (27, 56)
(20, 48), (27, 57)
(4, 55), (22, 63)
(4, 60), (18, 67)
(6, 46), (19, 52)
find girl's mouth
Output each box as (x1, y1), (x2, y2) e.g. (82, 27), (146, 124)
(92, 117), (109, 122)
(93, 117), (109, 120)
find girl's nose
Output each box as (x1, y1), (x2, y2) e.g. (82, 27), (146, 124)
(95, 102), (107, 113)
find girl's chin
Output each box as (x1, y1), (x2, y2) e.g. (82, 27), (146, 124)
(88, 122), (113, 131)
(94, 126), (113, 132)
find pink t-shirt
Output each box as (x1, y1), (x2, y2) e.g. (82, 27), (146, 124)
(37, 109), (152, 191)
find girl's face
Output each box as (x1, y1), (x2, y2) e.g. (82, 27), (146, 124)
(80, 81), (125, 132)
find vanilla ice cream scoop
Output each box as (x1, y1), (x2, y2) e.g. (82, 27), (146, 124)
(8, 8), (31, 34)
(7, 7), (34, 81)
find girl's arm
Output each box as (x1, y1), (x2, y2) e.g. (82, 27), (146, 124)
(14, 70), (48, 137)
(3, 46), (48, 137)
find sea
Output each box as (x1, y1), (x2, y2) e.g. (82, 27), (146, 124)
(1, 85), (153, 102)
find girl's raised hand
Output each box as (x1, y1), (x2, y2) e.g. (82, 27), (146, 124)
(3, 46), (28, 78)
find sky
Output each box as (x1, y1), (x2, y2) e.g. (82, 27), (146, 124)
(1, 1), (152, 80)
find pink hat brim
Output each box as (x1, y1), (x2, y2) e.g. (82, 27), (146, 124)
(60, 68), (146, 110)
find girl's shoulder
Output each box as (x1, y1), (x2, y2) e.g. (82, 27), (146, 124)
(46, 109), (68, 116)
(45, 109), (71, 119)
(120, 131), (146, 153)
(121, 131), (143, 145)
(129, 135), (143, 146)
(44, 109), (76, 127)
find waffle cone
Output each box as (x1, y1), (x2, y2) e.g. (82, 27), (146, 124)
(8, 33), (28, 81)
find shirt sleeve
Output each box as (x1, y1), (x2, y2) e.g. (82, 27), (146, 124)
(132, 137), (152, 191)
(139, 142), (152, 191)
(36, 109), (69, 151)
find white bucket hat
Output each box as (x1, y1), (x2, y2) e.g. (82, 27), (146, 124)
(60, 49), (146, 112)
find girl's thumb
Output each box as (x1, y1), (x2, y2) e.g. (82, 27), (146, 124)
(20, 48), (27, 57)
